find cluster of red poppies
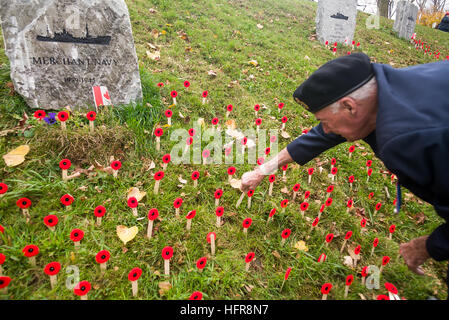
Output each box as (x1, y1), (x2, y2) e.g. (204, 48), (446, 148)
(412, 36), (449, 60)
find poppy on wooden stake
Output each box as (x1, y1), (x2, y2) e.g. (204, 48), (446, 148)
(111, 160), (122, 178)
(366, 160), (372, 172)
(170, 90), (178, 105)
(348, 145), (355, 158)
(361, 266), (368, 286)
(86, 111), (96, 133)
(74, 280), (91, 300)
(267, 208), (276, 224)
(247, 189), (254, 209)
(318, 253), (326, 263)
(331, 166), (338, 182)
(242, 218), (252, 235)
(202, 149), (211, 165)
(207, 232), (216, 256)
(164, 109), (173, 126)
(255, 118), (262, 133)
(184, 136), (193, 155)
(70, 229), (84, 250)
(189, 291), (203, 300)
(367, 168), (373, 182)
(300, 201), (309, 218)
(17, 197), (32, 222)
(375, 202), (382, 213)
(57, 111), (69, 130)
(353, 245), (361, 267)
(23, 244), (39, 266)
(0, 182), (7, 198)
(184, 80), (190, 88)
(307, 168), (314, 184)
(281, 228), (291, 246)
(154, 128), (164, 151)
(280, 267), (292, 291)
(278, 102), (285, 113)
(191, 170), (200, 188)
(321, 283), (332, 300)
(43, 214), (58, 232)
(348, 175), (354, 189)
(60, 194), (74, 211)
(154, 170), (165, 194)
(268, 174), (276, 196)
(281, 116), (288, 132)
(280, 198), (289, 213)
(185, 210), (196, 231)
(371, 237), (379, 256)
(214, 189), (223, 206)
(128, 267), (142, 297)
(254, 104), (260, 117)
(211, 117), (219, 133)
(196, 257), (207, 272)
(44, 261), (61, 289)
(340, 231), (353, 253)
(215, 206), (224, 227)
(310, 216), (320, 232)
(147, 208), (159, 239)
(34, 110), (46, 120)
(59, 158), (71, 181)
(380, 256), (390, 274)
(95, 250), (110, 276)
(269, 135), (277, 149)
(345, 275), (354, 298)
(281, 164), (288, 181)
(127, 196), (139, 217)
(360, 218), (367, 231)
(226, 104), (233, 118)
(332, 47), (337, 55)
(292, 183), (301, 201)
(346, 198), (353, 213)
(325, 233), (334, 246)
(245, 252), (255, 271)
(240, 137), (247, 155)
(173, 197), (183, 217)
(162, 246), (173, 276)
(162, 154), (171, 171)
(389, 224), (396, 240)
(318, 203), (325, 219)
(202, 91), (208, 104)
(227, 166), (236, 183)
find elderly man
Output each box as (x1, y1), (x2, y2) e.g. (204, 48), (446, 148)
(241, 52), (449, 297)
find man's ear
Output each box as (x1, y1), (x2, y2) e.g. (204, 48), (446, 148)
(340, 97), (357, 117)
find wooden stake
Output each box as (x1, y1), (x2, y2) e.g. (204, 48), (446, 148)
(50, 275), (57, 289)
(268, 183), (273, 196)
(164, 259), (170, 276)
(215, 198), (219, 206)
(308, 175), (311, 184)
(22, 209), (31, 223)
(132, 280), (138, 297)
(340, 239), (348, 253)
(96, 217), (102, 226)
(132, 207), (138, 217)
(175, 208), (180, 218)
(28, 256), (36, 267)
(100, 262), (107, 276)
(245, 262), (251, 272)
(344, 285), (349, 298)
(74, 241), (80, 250)
(247, 196), (252, 209)
(173, 97), (177, 105)
(156, 137), (160, 151)
(81, 294), (88, 300)
(147, 220), (154, 239)
(61, 121), (67, 131)
(322, 294), (328, 300)
(293, 192), (297, 201)
(89, 121), (94, 133)
(236, 192), (245, 208)
(62, 169), (68, 181)
(210, 233), (215, 256)
(216, 216), (221, 228)
(194, 179), (198, 188)
(154, 180), (160, 194)
(186, 219), (192, 231)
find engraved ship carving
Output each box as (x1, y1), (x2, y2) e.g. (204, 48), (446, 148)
(36, 24), (111, 45)
(330, 12), (349, 20)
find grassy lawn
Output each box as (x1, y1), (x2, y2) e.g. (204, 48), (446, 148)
(0, 0), (448, 300)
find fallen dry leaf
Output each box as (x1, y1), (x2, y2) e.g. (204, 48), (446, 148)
(178, 175), (187, 184)
(294, 240), (309, 252)
(280, 131), (291, 139)
(116, 225), (138, 245)
(146, 50), (160, 61)
(343, 256), (354, 268)
(272, 250), (281, 259)
(127, 187), (147, 201)
(256, 24), (264, 29)
(151, 29), (159, 39)
(158, 281), (172, 296)
(248, 60), (259, 66)
(3, 145), (30, 167)
(207, 70), (217, 77)
(230, 178), (242, 189)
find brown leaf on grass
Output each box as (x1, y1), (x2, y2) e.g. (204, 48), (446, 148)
(354, 207), (367, 219)
(281, 187), (290, 194)
(413, 212), (427, 225)
(244, 284), (254, 293)
(3, 145), (30, 167)
(272, 250), (281, 259)
(208, 70), (217, 77)
(151, 29), (159, 39)
(158, 281), (172, 296)
(5, 81), (15, 95)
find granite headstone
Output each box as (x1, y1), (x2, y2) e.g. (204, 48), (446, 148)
(393, 1), (418, 40)
(0, 0), (142, 110)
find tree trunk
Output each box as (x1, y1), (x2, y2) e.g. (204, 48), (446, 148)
(378, 0), (390, 17)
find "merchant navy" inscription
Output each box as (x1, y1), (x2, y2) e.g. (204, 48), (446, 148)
(31, 57), (118, 66)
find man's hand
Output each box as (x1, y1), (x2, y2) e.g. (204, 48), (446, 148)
(241, 168), (265, 193)
(399, 235), (431, 276)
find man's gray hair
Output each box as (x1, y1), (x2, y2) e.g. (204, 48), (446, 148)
(329, 76), (377, 114)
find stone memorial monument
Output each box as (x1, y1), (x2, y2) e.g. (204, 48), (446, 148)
(316, 0), (358, 45)
(393, 1), (418, 40)
(0, 0), (143, 110)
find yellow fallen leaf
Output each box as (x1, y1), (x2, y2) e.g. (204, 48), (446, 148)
(158, 281), (172, 296)
(70, 251), (76, 263)
(127, 187), (146, 201)
(294, 240), (309, 252)
(3, 145), (30, 167)
(248, 60), (258, 66)
(230, 178), (242, 189)
(116, 225), (138, 245)
(225, 119), (236, 130)
(161, 30), (166, 35)
(146, 50), (160, 60)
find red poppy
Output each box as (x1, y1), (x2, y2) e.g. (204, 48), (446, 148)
(377, 295), (389, 300)
(348, 145), (355, 153)
(361, 266), (368, 277)
(366, 160), (372, 167)
(227, 167), (236, 175)
(86, 111), (96, 121)
(170, 90), (178, 98)
(189, 291), (203, 300)
(147, 208), (159, 221)
(331, 167), (338, 175)
(354, 245), (361, 255)
(278, 102), (285, 110)
(95, 250), (110, 264)
(332, 47), (337, 53)
(186, 210), (196, 219)
(43, 214), (58, 227)
(325, 197), (333, 207)
(368, 192), (374, 199)
(196, 257), (207, 270)
(347, 199), (353, 208)
(346, 275), (354, 286)
(255, 118), (262, 126)
(188, 128), (196, 136)
(211, 117), (219, 125)
(227, 104), (233, 112)
(127, 197), (138, 208)
(375, 202), (382, 211)
(164, 109), (173, 118)
(16, 197), (31, 209)
(70, 229), (84, 242)
(216, 206), (224, 217)
(254, 104), (260, 111)
(0, 225), (3, 234)
(282, 164), (288, 171)
(321, 283), (332, 295)
(373, 238), (379, 247)
(389, 225), (396, 233)
(302, 129), (309, 134)
(22, 244), (39, 257)
(382, 256), (390, 266)
(214, 189), (223, 199)
(241, 137), (247, 145)
(269, 208), (276, 218)
(60, 194), (74, 206)
(292, 184), (301, 192)
(162, 246), (174, 260)
(34, 110), (46, 120)
(111, 160), (122, 170)
(326, 185), (334, 193)
(281, 228), (291, 239)
(345, 231), (353, 240)
(318, 253), (326, 262)
(207, 232), (216, 243)
(281, 116), (288, 123)
(202, 91), (208, 98)
(308, 168), (314, 175)
(128, 268), (142, 281)
(312, 217), (319, 227)
(186, 137), (193, 145)
(0, 254), (5, 265)
(325, 233), (334, 243)
(384, 282), (398, 294)
(202, 149), (211, 158)
(265, 147), (271, 155)
(157, 82), (164, 87)
(357, 42), (360, 47)
(334, 42), (338, 47)
(245, 252), (255, 263)
(367, 168), (373, 176)
(43, 261), (61, 276)
(300, 202), (309, 211)
(57, 111), (69, 122)
(247, 189), (254, 197)
(59, 159), (71, 170)
(285, 267), (292, 280)
(154, 128), (164, 137)
(242, 218), (252, 229)
(280, 199), (289, 208)
(270, 135), (277, 142)
(0, 182), (8, 194)
(330, 158), (336, 165)
(348, 175), (355, 183)
(154, 171), (165, 180)
(0, 276), (11, 290)
(257, 157), (264, 165)
(173, 198), (183, 209)
(361, 218), (367, 228)
(325, 40), (329, 45)
(320, 204), (325, 213)
(304, 191), (311, 199)
(268, 175), (276, 183)
(183, 81), (190, 88)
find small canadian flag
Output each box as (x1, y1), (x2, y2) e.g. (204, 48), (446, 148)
(92, 86), (112, 111)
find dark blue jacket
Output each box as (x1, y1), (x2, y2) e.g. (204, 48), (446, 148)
(438, 15), (449, 32)
(287, 60), (449, 262)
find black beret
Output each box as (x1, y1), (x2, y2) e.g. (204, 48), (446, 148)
(293, 53), (374, 113)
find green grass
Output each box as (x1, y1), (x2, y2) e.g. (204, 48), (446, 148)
(0, 0), (448, 300)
